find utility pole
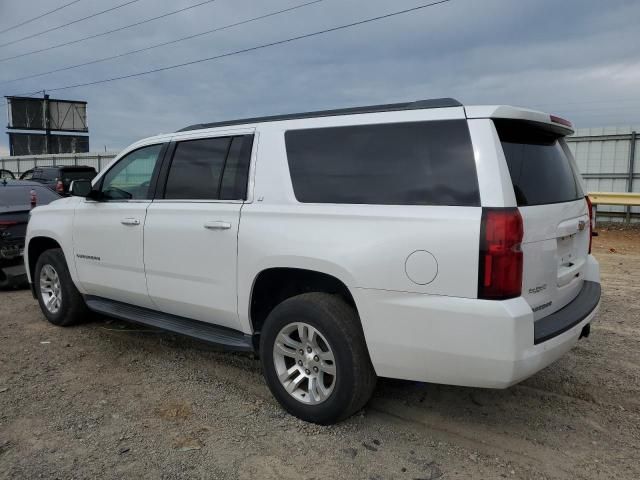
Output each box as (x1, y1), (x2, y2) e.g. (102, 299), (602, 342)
(43, 90), (51, 154)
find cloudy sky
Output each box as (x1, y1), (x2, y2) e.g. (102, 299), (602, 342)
(0, 0), (639, 156)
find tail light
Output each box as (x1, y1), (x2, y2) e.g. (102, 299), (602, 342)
(55, 179), (64, 194)
(550, 114), (573, 128)
(0, 221), (18, 230)
(586, 195), (594, 254)
(478, 208), (523, 300)
(30, 189), (37, 208)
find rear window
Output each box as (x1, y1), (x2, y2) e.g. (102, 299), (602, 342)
(0, 186), (59, 207)
(285, 120), (480, 206)
(494, 120), (584, 206)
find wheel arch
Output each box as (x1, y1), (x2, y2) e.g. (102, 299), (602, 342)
(27, 236), (64, 284)
(248, 267), (361, 337)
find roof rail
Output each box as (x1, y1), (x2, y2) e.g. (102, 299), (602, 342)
(177, 97), (462, 132)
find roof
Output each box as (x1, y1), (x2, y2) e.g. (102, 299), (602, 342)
(34, 165), (96, 170)
(177, 98), (463, 132)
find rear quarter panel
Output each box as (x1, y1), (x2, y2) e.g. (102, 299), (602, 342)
(237, 117), (482, 333)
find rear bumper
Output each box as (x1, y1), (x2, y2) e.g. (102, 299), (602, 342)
(354, 270), (601, 388)
(534, 281), (600, 344)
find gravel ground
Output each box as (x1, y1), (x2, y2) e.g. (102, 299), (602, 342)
(1, 229), (639, 480)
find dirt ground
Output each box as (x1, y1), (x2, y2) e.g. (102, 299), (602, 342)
(1, 229), (638, 480)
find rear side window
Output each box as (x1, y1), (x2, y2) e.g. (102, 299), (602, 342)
(40, 169), (56, 180)
(165, 137), (230, 200)
(285, 120), (480, 206)
(494, 120), (584, 206)
(164, 135), (253, 200)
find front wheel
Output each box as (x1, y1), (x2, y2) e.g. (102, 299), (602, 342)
(34, 248), (88, 326)
(260, 292), (376, 424)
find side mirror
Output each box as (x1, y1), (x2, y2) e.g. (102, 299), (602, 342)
(70, 180), (93, 198)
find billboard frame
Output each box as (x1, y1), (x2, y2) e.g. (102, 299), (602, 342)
(5, 94), (89, 156)
(5, 95), (88, 133)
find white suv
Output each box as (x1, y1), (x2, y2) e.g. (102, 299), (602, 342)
(25, 98), (601, 424)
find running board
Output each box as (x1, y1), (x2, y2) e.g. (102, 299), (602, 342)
(84, 296), (255, 352)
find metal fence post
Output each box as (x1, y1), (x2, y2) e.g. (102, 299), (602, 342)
(626, 131), (637, 224)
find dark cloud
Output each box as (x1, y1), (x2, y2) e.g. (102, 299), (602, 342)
(1, 0), (639, 153)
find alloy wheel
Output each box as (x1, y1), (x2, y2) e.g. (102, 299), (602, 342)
(273, 322), (336, 405)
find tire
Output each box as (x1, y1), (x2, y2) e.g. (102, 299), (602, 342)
(260, 292), (377, 424)
(34, 248), (89, 326)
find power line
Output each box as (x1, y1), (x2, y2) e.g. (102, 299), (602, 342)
(0, 0), (323, 85)
(0, 0), (218, 62)
(11, 0), (454, 95)
(0, 0), (142, 49)
(0, 0), (85, 36)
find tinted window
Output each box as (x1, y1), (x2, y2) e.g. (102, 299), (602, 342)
(0, 185), (59, 207)
(220, 136), (253, 200)
(495, 120), (584, 206)
(101, 144), (163, 200)
(39, 169), (56, 180)
(60, 168), (97, 182)
(164, 135), (252, 200)
(285, 120), (479, 206)
(165, 137), (230, 200)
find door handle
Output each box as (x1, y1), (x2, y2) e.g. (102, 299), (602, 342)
(121, 217), (140, 226)
(204, 220), (231, 230)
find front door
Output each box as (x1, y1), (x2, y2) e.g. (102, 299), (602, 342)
(144, 134), (253, 330)
(73, 143), (165, 308)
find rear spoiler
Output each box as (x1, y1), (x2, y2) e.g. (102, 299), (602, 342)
(465, 105), (574, 136)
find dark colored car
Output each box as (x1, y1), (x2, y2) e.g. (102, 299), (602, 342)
(31, 165), (97, 195)
(0, 179), (61, 288)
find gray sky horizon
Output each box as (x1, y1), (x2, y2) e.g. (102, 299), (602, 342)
(1, 0), (639, 156)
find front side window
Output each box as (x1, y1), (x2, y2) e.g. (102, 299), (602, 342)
(101, 144), (163, 200)
(285, 120), (480, 206)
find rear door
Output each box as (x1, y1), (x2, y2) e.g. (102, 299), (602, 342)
(144, 132), (253, 330)
(494, 119), (590, 319)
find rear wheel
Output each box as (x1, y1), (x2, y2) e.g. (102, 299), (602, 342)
(260, 292), (376, 424)
(34, 248), (88, 326)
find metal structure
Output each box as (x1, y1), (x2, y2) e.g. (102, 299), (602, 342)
(0, 151), (118, 175)
(5, 94), (89, 156)
(567, 126), (639, 223)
